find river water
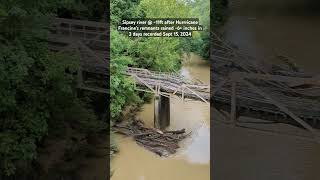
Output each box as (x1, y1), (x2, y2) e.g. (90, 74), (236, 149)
(223, 0), (320, 73)
(111, 54), (210, 180)
(213, 1), (320, 180)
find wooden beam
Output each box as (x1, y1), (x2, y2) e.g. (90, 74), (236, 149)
(77, 67), (83, 88)
(242, 79), (319, 139)
(232, 72), (319, 86)
(185, 86), (209, 104)
(53, 17), (108, 29)
(230, 80), (237, 124)
(212, 79), (228, 95)
(78, 86), (108, 94)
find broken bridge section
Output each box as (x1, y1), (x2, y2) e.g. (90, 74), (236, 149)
(125, 67), (210, 103)
(212, 32), (320, 141)
(125, 67), (210, 130)
(48, 17), (109, 93)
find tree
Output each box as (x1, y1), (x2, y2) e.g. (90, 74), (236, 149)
(110, 30), (138, 119)
(110, 0), (143, 26)
(212, 0), (229, 27)
(140, 0), (190, 18)
(0, 0), (95, 176)
(55, 0), (107, 21)
(109, 0), (211, 123)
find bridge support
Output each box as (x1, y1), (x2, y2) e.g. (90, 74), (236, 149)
(154, 95), (170, 130)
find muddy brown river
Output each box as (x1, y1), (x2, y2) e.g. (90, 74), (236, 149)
(224, 0), (320, 73)
(111, 54), (210, 180)
(213, 1), (320, 180)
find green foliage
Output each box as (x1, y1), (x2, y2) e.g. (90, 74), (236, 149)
(134, 0), (191, 70)
(0, 0), (101, 176)
(131, 38), (180, 71)
(110, 0), (143, 26)
(55, 0), (107, 21)
(192, 0), (210, 31)
(140, 0), (190, 18)
(178, 0), (210, 59)
(110, 30), (138, 119)
(212, 0), (229, 27)
(109, 0), (211, 122)
(0, 39), (79, 176)
(193, 0), (210, 58)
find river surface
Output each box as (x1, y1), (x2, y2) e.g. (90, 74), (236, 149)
(213, 1), (320, 180)
(223, 0), (320, 73)
(111, 54), (210, 180)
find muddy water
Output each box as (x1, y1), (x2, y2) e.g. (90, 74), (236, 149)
(224, 0), (320, 73)
(111, 54), (210, 180)
(212, 1), (320, 180)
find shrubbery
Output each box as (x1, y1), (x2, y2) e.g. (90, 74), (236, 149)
(0, 0), (106, 176)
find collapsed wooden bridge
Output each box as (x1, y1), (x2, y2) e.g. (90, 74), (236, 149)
(124, 67), (210, 129)
(48, 17), (109, 93)
(48, 17), (210, 130)
(125, 67), (210, 103)
(211, 32), (320, 139)
(48, 17), (210, 103)
(47, 18), (320, 136)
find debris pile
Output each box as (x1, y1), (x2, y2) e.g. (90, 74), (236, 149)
(113, 119), (190, 157)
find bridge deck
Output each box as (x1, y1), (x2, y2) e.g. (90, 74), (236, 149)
(212, 32), (320, 134)
(48, 18), (108, 93)
(125, 67), (210, 102)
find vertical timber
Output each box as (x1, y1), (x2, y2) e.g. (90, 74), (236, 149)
(230, 81), (237, 124)
(154, 95), (170, 130)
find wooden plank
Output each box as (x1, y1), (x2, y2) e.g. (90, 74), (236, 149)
(125, 67), (210, 102)
(233, 72), (319, 86)
(77, 67), (83, 87)
(212, 79), (228, 95)
(79, 86), (109, 94)
(230, 81), (237, 124)
(242, 79), (319, 138)
(48, 34), (106, 44)
(53, 18), (108, 29)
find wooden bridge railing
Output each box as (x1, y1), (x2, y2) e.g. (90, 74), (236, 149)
(50, 18), (109, 51)
(125, 67), (204, 85)
(125, 67), (210, 103)
(48, 18), (109, 94)
(212, 70), (320, 141)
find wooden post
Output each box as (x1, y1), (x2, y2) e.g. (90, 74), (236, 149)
(57, 23), (60, 35)
(69, 23), (72, 37)
(181, 85), (185, 102)
(83, 25), (86, 39)
(160, 95), (170, 129)
(230, 80), (237, 124)
(242, 79), (319, 141)
(212, 79), (227, 95)
(77, 67), (83, 88)
(154, 95), (160, 129)
(154, 95), (170, 130)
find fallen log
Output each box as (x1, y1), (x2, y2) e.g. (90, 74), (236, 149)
(113, 119), (190, 157)
(164, 129), (186, 134)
